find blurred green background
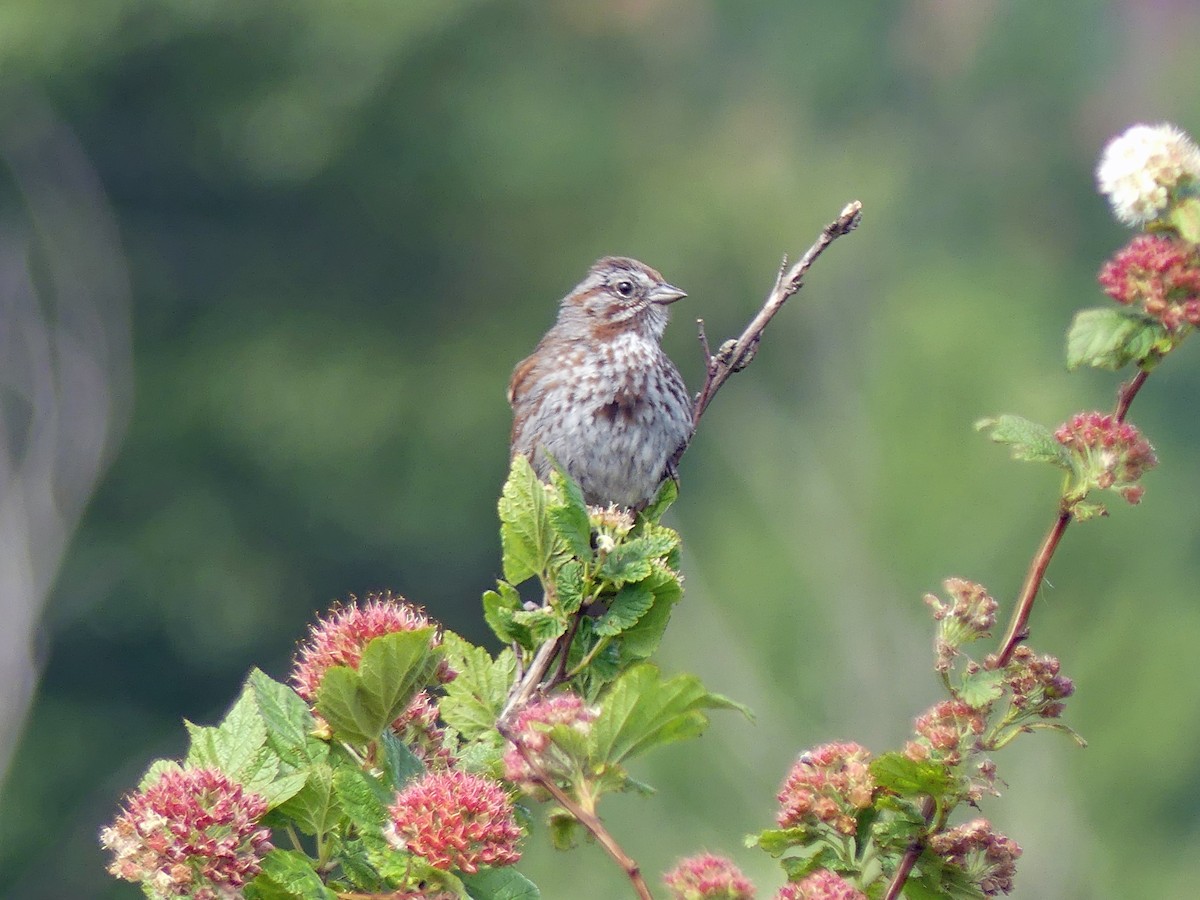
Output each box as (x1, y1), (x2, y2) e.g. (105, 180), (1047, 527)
(3, 2), (1200, 897)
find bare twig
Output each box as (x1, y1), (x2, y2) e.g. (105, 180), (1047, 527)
(688, 201), (862, 432)
(498, 726), (653, 900)
(500, 636), (560, 722)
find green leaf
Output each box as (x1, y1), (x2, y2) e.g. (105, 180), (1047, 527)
(590, 664), (750, 765)
(1066, 307), (1165, 371)
(1171, 196), (1200, 244)
(499, 455), (561, 584)
(638, 477), (678, 525)
(748, 825), (814, 855)
(483, 582), (530, 647)
(248, 849), (337, 900)
(379, 729), (427, 789)
(336, 839), (387, 892)
(617, 564), (684, 663)
(548, 808), (581, 850)
(250, 669), (323, 766)
(554, 561), (586, 615)
(210, 685), (270, 780)
(315, 627), (441, 745)
(595, 584), (654, 636)
(975, 414), (1070, 468)
(441, 636), (516, 741)
(956, 669), (1005, 708)
(330, 760), (388, 833)
(184, 720), (220, 769)
(273, 762), (342, 837)
(510, 607), (567, 644)
(870, 752), (953, 799)
(461, 866), (541, 900)
(596, 543), (653, 586)
(548, 466), (593, 558)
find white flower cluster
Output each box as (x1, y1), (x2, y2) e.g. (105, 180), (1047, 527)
(1096, 123), (1200, 226)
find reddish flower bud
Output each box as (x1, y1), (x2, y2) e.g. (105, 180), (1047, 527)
(777, 742), (874, 836)
(663, 853), (756, 900)
(776, 870), (865, 900)
(100, 767), (271, 898)
(386, 770), (522, 874)
(929, 819), (1021, 896)
(1098, 233), (1200, 330)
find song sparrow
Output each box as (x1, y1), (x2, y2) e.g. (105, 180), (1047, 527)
(508, 256), (693, 508)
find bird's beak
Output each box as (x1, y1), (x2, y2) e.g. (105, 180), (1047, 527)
(650, 282), (687, 305)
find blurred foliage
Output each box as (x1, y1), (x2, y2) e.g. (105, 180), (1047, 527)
(3, 1), (1200, 897)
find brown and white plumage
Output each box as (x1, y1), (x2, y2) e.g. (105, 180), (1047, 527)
(508, 257), (692, 507)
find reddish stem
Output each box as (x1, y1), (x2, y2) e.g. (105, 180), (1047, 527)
(498, 725), (653, 900)
(989, 509), (1072, 669)
(1115, 368), (1149, 422)
(882, 797), (936, 900)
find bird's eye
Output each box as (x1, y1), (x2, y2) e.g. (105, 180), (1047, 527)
(615, 280), (635, 297)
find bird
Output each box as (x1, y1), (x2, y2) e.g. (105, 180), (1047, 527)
(508, 256), (693, 508)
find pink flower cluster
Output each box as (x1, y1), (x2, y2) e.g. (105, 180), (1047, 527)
(100, 767), (271, 899)
(775, 870), (865, 900)
(662, 853), (756, 900)
(776, 742), (875, 836)
(1099, 233), (1200, 330)
(925, 578), (998, 671)
(291, 593), (454, 702)
(905, 700), (985, 765)
(502, 692), (597, 789)
(1054, 412), (1157, 504)
(928, 819), (1022, 896)
(386, 770), (522, 874)
(1005, 646), (1075, 719)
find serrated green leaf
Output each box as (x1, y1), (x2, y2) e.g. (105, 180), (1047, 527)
(184, 720), (220, 769)
(441, 635), (516, 741)
(499, 455), (561, 584)
(956, 669), (1005, 708)
(214, 686), (270, 780)
(250, 669), (322, 765)
(250, 850), (337, 900)
(554, 561), (586, 615)
(330, 761), (388, 833)
(779, 845), (845, 881)
(1066, 307), (1164, 371)
(870, 752), (953, 799)
(510, 607), (567, 644)
(975, 414), (1071, 468)
(315, 628), (440, 745)
(461, 866), (541, 900)
(137, 759), (182, 791)
(638, 478), (678, 525)
(596, 544), (653, 586)
(483, 582), (530, 647)
(595, 584), (655, 636)
(549, 467), (592, 558)
(590, 664), (750, 765)
(273, 762), (342, 837)
(335, 839), (387, 892)
(617, 564), (684, 663)
(379, 729), (427, 789)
